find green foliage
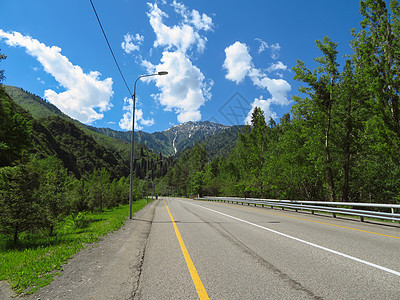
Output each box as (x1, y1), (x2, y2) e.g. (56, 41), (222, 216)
(3, 85), (66, 120)
(0, 165), (42, 245)
(352, 0), (400, 161)
(34, 156), (74, 235)
(0, 201), (147, 295)
(0, 89), (32, 167)
(163, 1), (400, 204)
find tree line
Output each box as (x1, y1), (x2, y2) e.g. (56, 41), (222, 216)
(0, 156), (145, 245)
(0, 51), (148, 245)
(158, 0), (400, 205)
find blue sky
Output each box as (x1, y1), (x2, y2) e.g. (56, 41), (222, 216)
(0, 0), (363, 133)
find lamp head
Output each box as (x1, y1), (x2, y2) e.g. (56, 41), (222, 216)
(157, 71), (168, 75)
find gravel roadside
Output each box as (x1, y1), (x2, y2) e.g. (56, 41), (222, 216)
(5, 200), (159, 300)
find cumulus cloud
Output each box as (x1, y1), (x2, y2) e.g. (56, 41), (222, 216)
(267, 61), (287, 73)
(223, 42), (253, 84)
(119, 1), (212, 129)
(142, 50), (211, 123)
(121, 33), (144, 54)
(146, 2), (210, 54)
(0, 29), (113, 123)
(224, 40), (291, 124)
(171, 0), (213, 32)
(244, 95), (277, 125)
(119, 97), (155, 130)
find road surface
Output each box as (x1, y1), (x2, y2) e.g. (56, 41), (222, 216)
(137, 197), (400, 299)
(28, 197), (400, 299)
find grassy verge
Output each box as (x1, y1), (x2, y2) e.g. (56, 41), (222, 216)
(0, 200), (148, 295)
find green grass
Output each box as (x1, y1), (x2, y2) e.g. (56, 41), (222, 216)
(0, 200), (148, 295)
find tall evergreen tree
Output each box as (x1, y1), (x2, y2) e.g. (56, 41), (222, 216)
(0, 165), (42, 244)
(35, 156), (73, 235)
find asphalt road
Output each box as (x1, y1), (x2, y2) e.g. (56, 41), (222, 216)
(136, 197), (400, 299)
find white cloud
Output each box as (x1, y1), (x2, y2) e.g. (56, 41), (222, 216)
(121, 33), (144, 54)
(120, 1), (212, 128)
(256, 38), (269, 54)
(223, 41), (253, 84)
(171, 0), (213, 32)
(249, 76), (291, 106)
(256, 38), (281, 60)
(146, 2), (211, 54)
(142, 51), (210, 123)
(267, 61), (287, 72)
(119, 97), (155, 130)
(0, 29), (113, 124)
(245, 95), (277, 125)
(269, 43), (281, 60)
(224, 40), (291, 123)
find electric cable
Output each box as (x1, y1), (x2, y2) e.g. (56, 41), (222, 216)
(89, 0), (133, 96)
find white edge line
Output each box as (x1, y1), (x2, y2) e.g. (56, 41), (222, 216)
(186, 201), (400, 277)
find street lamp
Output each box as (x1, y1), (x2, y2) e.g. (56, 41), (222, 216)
(129, 71), (168, 219)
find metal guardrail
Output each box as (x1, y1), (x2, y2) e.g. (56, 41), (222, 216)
(197, 197), (400, 223)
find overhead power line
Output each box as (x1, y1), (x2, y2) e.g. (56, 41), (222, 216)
(89, 0), (133, 96)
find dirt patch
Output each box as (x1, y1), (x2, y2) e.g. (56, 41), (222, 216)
(0, 281), (16, 299)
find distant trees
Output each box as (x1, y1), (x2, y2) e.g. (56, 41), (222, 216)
(160, 143), (207, 196)
(0, 156), (142, 244)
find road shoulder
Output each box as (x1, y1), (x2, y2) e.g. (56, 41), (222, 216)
(25, 200), (158, 300)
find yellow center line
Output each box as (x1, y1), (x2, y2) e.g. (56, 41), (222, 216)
(163, 199), (209, 300)
(217, 202), (400, 240)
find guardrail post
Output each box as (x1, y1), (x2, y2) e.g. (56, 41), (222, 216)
(333, 213), (336, 218)
(311, 210), (314, 214)
(360, 216), (364, 222)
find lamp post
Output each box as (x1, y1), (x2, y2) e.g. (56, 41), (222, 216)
(129, 71), (168, 219)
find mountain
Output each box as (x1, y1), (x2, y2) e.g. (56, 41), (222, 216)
(0, 86), (129, 178)
(3, 85), (131, 157)
(162, 121), (230, 154)
(3, 85), (69, 120)
(198, 125), (243, 159)
(3, 85), (242, 158)
(91, 121), (238, 157)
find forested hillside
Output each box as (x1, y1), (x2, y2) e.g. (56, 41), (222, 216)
(158, 0), (400, 204)
(3, 85), (132, 157)
(0, 83), (170, 245)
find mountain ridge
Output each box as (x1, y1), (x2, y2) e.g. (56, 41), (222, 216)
(4, 85), (241, 157)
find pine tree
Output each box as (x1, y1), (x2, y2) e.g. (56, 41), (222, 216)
(0, 165), (42, 244)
